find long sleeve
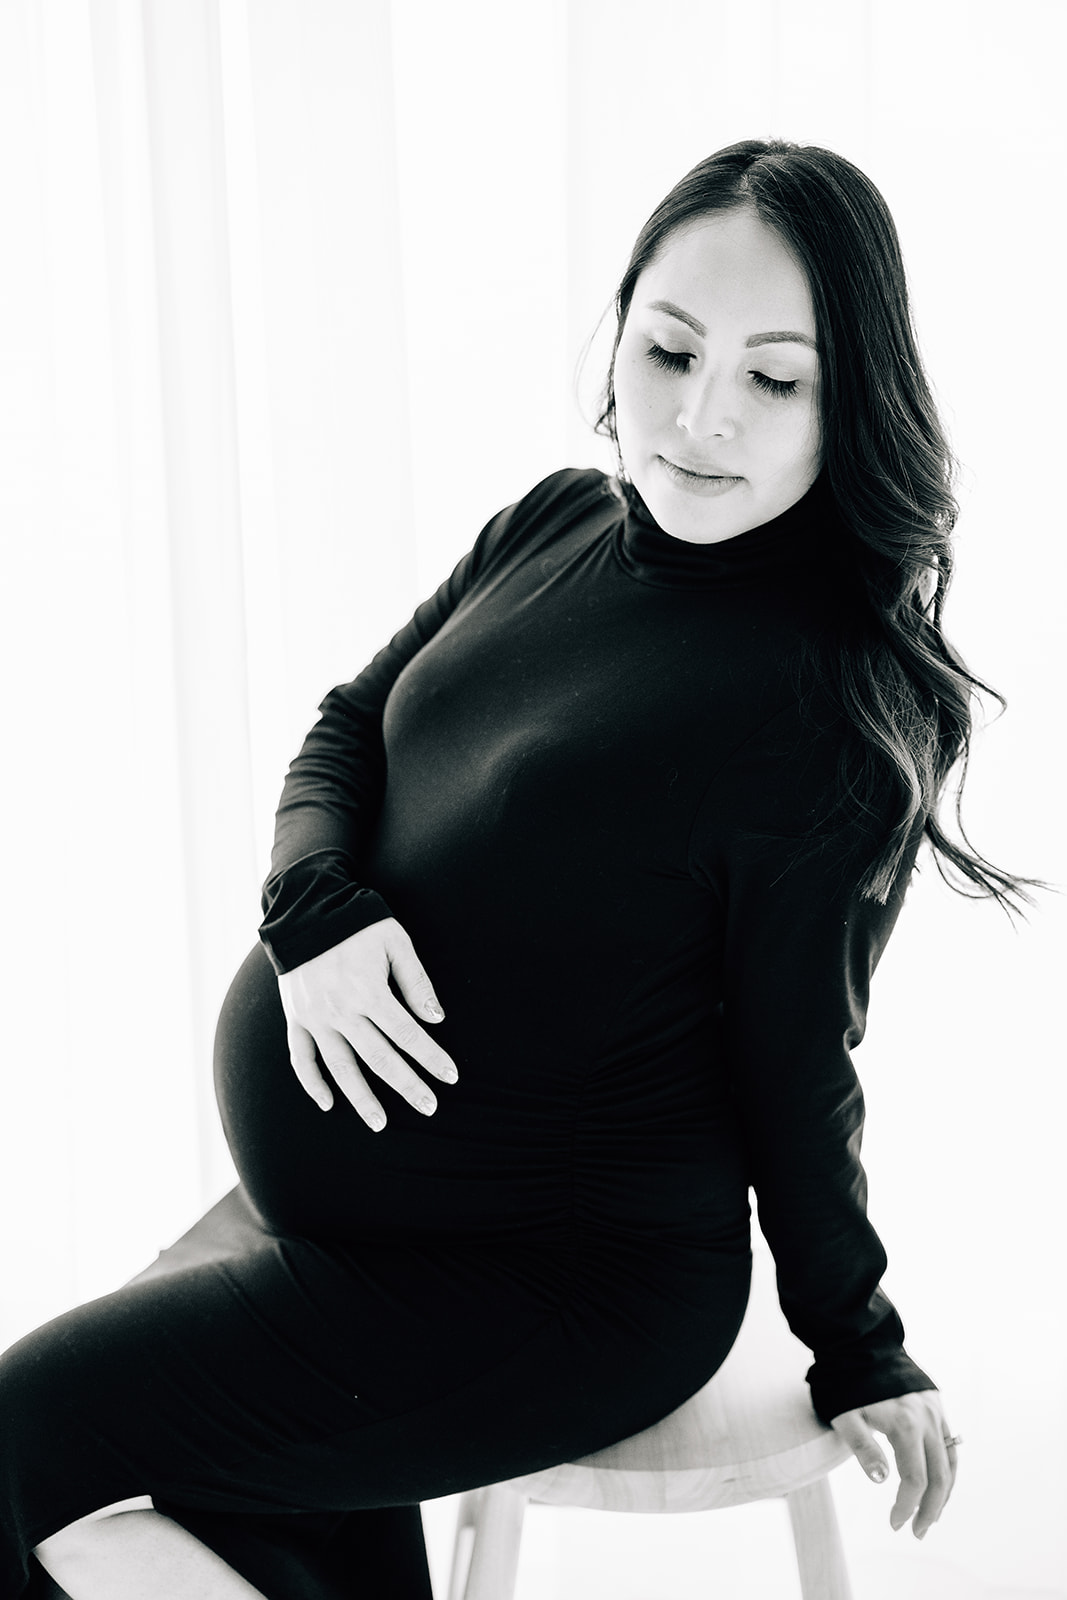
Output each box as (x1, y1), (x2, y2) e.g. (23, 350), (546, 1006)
(692, 697), (936, 1423)
(259, 498), (519, 974)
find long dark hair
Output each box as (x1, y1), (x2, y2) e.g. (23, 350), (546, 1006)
(597, 138), (1031, 909)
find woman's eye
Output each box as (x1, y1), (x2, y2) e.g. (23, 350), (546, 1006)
(646, 342), (693, 374)
(751, 371), (799, 398)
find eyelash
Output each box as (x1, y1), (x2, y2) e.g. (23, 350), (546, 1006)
(646, 343), (693, 374)
(751, 371), (799, 399)
(645, 343), (799, 399)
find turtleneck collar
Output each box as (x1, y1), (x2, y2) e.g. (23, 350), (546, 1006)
(612, 471), (848, 589)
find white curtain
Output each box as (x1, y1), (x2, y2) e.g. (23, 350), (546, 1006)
(0, 1), (1063, 1594)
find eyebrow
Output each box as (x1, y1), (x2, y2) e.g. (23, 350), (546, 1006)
(646, 299), (817, 351)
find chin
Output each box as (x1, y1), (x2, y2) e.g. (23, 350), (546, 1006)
(637, 468), (817, 545)
(639, 483), (759, 546)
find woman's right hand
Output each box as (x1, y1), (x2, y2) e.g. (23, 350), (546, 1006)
(276, 918), (457, 1129)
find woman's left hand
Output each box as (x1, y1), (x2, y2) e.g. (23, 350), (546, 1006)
(830, 1390), (958, 1538)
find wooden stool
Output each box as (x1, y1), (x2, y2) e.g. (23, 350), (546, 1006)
(446, 1245), (854, 1600)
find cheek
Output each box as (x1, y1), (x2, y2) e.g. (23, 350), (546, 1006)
(613, 352), (649, 430)
(801, 403), (823, 468)
(615, 342), (674, 435)
(800, 381), (823, 458)
(769, 398), (821, 474)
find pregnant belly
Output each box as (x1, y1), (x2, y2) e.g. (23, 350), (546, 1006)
(213, 945), (749, 1250)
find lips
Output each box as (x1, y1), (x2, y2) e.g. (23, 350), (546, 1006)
(657, 455), (745, 500)
(661, 456), (740, 480)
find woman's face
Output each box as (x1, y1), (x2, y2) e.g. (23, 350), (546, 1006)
(612, 207), (822, 544)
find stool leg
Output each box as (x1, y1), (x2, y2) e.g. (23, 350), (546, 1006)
(460, 1485), (528, 1600)
(786, 1477), (853, 1600)
(446, 1489), (486, 1600)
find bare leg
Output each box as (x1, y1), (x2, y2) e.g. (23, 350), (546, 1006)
(34, 1503), (268, 1600)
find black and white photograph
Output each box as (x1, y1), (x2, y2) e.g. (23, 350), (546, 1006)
(0, 3), (1063, 1597)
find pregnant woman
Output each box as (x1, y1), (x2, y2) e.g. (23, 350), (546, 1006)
(1, 139), (1023, 1599)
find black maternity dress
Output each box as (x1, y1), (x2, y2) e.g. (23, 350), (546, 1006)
(0, 468), (934, 1598)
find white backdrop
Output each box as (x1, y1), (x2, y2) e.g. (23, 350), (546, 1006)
(0, 1), (1064, 1596)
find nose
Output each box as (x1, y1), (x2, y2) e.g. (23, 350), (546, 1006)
(676, 372), (737, 440)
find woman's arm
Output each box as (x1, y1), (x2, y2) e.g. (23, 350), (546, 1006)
(697, 700), (927, 1414)
(258, 548), (496, 1121)
(692, 695), (958, 1531)
(694, 699), (932, 1418)
(255, 496), (522, 1123)
(259, 496), (519, 975)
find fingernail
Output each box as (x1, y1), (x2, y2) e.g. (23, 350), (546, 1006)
(916, 1527), (928, 1541)
(441, 1066), (458, 1084)
(367, 1112), (386, 1132)
(416, 1096), (436, 1116)
(427, 1001), (444, 1020)
(870, 1464), (888, 1484)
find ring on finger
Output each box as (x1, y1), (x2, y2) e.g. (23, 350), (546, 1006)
(942, 1434), (963, 1450)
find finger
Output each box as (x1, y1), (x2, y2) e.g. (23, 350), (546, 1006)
(885, 1422), (928, 1532)
(344, 1018), (441, 1116)
(913, 1432), (955, 1539)
(286, 1024), (334, 1112)
(382, 924), (447, 1024)
(369, 990), (459, 1083)
(830, 1409), (891, 1485)
(316, 1030), (388, 1131)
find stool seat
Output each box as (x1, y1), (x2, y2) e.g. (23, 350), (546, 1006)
(505, 1243), (851, 1513)
(448, 1245), (855, 1600)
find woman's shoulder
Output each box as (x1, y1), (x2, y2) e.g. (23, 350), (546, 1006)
(506, 465), (618, 531)
(472, 465), (620, 573)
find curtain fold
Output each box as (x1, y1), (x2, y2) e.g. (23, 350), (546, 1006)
(0, 0), (420, 1327)
(139, 0), (258, 1200)
(1, 0), (202, 1330)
